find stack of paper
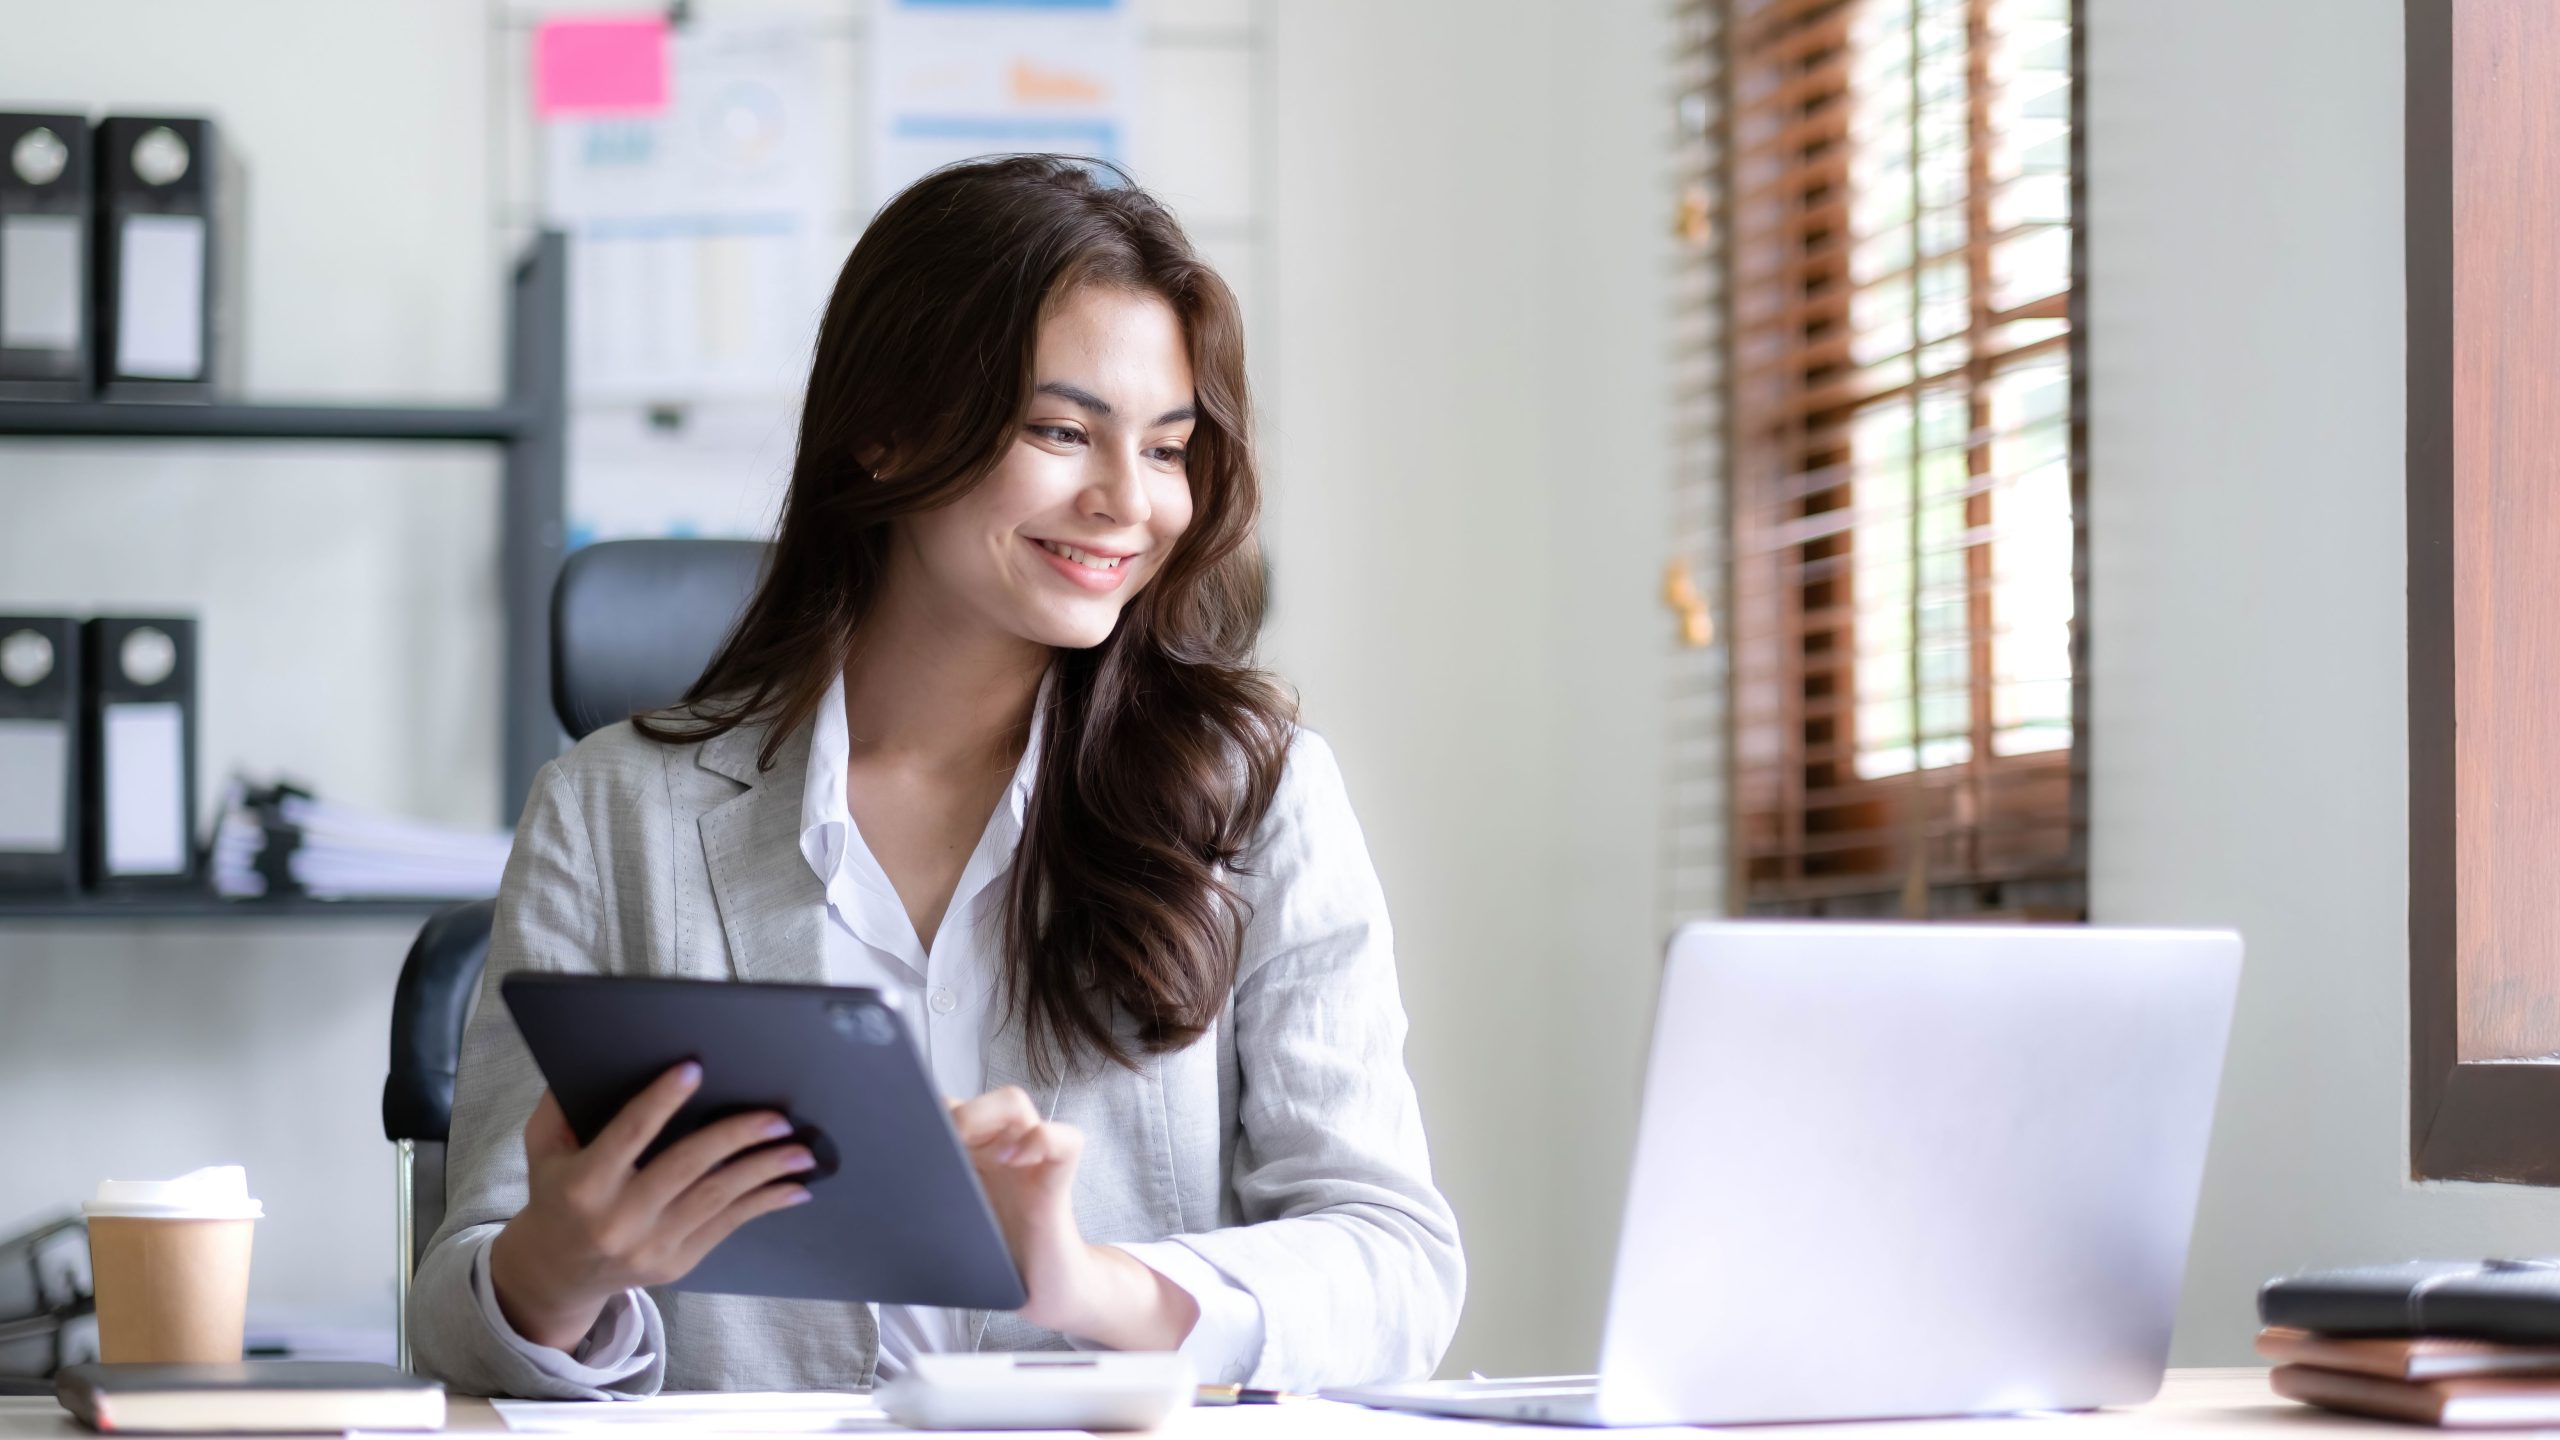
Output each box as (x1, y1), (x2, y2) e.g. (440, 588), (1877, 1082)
(210, 779), (511, 901)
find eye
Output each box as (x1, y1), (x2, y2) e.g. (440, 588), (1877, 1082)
(1147, 445), (1188, 466)
(1028, 424), (1086, 447)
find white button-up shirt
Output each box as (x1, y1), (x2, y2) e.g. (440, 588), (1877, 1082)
(472, 669), (1266, 1384)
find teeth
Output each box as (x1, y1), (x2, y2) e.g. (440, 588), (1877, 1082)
(1041, 540), (1125, 571)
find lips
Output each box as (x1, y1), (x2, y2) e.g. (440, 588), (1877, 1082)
(1035, 538), (1134, 570)
(1028, 536), (1138, 592)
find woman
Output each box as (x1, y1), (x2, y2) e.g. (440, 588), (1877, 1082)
(407, 155), (1465, 1399)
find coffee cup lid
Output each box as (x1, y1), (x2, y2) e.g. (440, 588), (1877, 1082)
(83, 1165), (264, 1220)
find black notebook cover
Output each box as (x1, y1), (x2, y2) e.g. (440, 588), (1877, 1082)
(55, 1361), (443, 1434)
(2261, 1260), (2560, 1342)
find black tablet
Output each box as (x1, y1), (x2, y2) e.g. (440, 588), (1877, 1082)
(500, 973), (1027, 1310)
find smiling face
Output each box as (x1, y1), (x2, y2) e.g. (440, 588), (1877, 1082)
(884, 283), (1199, 652)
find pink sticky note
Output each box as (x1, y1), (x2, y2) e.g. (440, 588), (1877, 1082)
(534, 15), (669, 119)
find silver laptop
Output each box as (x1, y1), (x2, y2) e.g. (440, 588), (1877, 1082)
(1325, 921), (2242, 1426)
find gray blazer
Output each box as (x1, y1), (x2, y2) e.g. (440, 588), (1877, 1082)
(407, 712), (1465, 1397)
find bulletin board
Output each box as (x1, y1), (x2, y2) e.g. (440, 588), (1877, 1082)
(483, 0), (1275, 551)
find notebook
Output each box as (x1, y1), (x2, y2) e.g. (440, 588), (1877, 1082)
(2259, 1326), (2560, 1382)
(2273, 1363), (2560, 1428)
(54, 1361), (444, 1434)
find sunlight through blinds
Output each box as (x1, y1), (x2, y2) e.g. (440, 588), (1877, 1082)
(1716, 0), (2084, 919)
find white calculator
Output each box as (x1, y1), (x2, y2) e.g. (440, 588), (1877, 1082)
(875, 1352), (1197, 1431)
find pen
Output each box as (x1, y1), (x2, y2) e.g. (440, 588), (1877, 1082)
(1196, 1384), (1287, 1405)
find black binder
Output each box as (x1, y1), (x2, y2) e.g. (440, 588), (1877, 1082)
(92, 116), (239, 402)
(0, 114), (90, 400)
(0, 1305), (96, 1382)
(0, 617), (81, 894)
(0, 1216), (88, 1327)
(81, 616), (198, 892)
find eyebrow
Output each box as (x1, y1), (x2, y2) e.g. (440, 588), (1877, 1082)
(1034, 380), (1196, 427)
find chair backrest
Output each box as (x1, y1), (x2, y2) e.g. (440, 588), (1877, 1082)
(385, 900), (492, 1267)
(383, 900), (497, 1149)
(386, 539), (772, 1268)
(549, 538), (769, 741)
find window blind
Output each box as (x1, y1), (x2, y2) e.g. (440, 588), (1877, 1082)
(1663, 0), (1732, 927)
(1702, 0), (2083, 919)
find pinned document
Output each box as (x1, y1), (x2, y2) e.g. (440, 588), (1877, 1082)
(869, 0), (1138, 208)
(536, 14), (842, 546)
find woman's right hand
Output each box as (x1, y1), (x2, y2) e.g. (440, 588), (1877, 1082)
(486, 1062), (816, 1351)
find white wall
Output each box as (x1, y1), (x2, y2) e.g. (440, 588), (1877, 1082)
(0, 0), (1678, 1375)
(1530, 0), (1675, 1370)
(1259, 0), (1672, 1376)
(2084, 0), (2560, 1365)
(1260, 0), (1559, 1374)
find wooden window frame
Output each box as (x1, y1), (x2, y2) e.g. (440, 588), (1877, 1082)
(2406, 0), (2560, 1185)
(1720, 0), (2086, 920)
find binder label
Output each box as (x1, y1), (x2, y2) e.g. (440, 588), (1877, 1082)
(114, 214), (204, 380)
(102, 702), (186, 875)
(0, 717), (67, 852)
(0, 214), (80, 350)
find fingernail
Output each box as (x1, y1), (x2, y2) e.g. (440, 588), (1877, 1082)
(762, 1116), (795, 1139)
(784, 1148), (816, 1172)
(784, 1187), (815, 1206)
(676, 1062), (703, 1087)
(993, 1142), (1021, 1164)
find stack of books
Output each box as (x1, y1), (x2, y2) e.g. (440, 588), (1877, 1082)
(0, 1215), (96, 1382)
(2262, 1261), (2560, 1426)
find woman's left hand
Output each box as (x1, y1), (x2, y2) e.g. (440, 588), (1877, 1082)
(950, 1086), (1199, 1350)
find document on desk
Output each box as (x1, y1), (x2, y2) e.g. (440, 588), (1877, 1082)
(1158, 1400), (1722, 1437)
(489, 1392), (1716, 1437)
(492, 1390), (1082, 1436)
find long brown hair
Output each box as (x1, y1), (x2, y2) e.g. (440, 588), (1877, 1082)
(634, 155), (1296, 1074)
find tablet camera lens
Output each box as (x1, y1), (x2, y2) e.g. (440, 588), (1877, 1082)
(829, 1001), (897, 1046)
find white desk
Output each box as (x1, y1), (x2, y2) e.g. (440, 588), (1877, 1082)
(0, 1370), (2378, 1439)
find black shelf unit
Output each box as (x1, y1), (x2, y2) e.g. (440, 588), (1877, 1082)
(0, 402), (529, 442)
(0, 233), (566, 921)
(0, 892), (466, 922)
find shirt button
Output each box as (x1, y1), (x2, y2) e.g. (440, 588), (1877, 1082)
(929, 986), (957, 1015)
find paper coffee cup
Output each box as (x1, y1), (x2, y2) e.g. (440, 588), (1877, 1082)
(83, 1166), (262, 1364)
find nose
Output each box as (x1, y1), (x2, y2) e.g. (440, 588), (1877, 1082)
(1080, 442), (1153, 528)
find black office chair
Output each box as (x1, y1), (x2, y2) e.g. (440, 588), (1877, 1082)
(383, 538), (767, 1372)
